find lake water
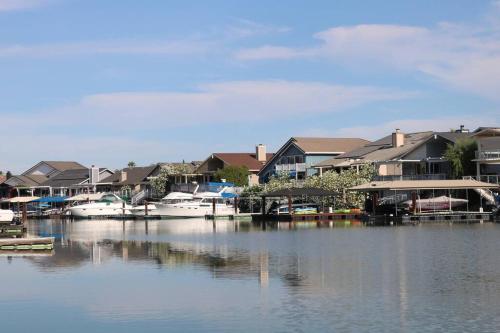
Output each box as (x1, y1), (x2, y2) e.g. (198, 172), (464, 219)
(2, 219), (500, 332)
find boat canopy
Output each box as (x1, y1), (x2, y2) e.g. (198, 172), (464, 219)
(33, 196), (68, 203)
(350, 179), (499, 192)
(1, 196), (40, 203)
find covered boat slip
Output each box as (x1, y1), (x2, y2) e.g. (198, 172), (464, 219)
(350, 179), (499, 223)
(253, 187), (363, 222)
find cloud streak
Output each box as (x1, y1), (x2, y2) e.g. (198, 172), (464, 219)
(235, 4), (500, 100)
(0, 0), (49, 12)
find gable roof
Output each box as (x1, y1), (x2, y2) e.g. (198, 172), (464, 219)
(212, 153), (274, 171)
(292, 137), (371, 153)
(22, 161), (86, 177)
(4, 174), (49, 187)
(98, 165), (160, 185)
(315, 131), (470, 168)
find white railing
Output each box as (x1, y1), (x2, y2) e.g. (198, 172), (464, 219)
(131, 190), (147, 205)
(275, 163), (306, 172)
(375, 174), (447, 181)
(465, 175), (500, 184)
(476, 150), (500, 160)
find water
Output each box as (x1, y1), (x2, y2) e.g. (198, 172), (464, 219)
(2, 219), (500, 333)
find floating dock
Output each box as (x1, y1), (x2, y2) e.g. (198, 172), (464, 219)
(0, 237), (54, 251)
(365, 211), (493, 225)
(0, 224), (26, 238)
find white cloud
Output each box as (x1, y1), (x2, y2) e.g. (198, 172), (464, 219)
(30, 80), (413, 129)
(235, 4), (500, 100)
(0, 0), (49, 11)
(0, 39), (212, 57)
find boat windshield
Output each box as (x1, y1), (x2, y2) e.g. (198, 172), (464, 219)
(98, 194), (122, 203)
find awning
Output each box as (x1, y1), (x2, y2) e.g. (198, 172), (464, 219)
(2, 196), (40, 203)
(33, 196), (68, 203)
(66, 193), (104, 202)
(350, 179), (499, 192)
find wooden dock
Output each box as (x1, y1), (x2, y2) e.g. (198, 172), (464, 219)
(365, 211), (493, 225)
(0, 223), (26, 238)
(0, 237), (54, 251)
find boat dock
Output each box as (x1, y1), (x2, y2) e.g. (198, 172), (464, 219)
(0, 224), (26, 237)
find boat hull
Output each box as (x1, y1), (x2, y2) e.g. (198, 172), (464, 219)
(155, 203), (236, 218)
(0, 209), (14, 222)
(68, 204), (132, 218)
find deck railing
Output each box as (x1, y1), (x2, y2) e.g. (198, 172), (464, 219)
(464, 175), (500, 184)
(476, 150), (500, 160)
(374, 174), (447, 181)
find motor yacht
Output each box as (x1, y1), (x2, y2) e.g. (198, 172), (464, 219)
(155, 188), (236, 218)
(67, 194), (132, 218)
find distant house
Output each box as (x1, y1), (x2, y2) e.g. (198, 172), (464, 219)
(258, 137), (369, 183)
(314, 129), (471, 180)
(38, 167), (113, 197)
(197, 145), (272, 186)
(97, 165), (162, 197)
(3, 161), (87, 197)
(471, 127), (500, 183)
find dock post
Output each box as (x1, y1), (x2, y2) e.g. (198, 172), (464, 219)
(22, 203), (27, 223)
(145, 201), (149, 216)
(261, 196), (266, 216)
(234, 197), (238, 216)
(287, 195), (292, 216)
(412, 192), (417, 214)
(212, 198), (216, 217)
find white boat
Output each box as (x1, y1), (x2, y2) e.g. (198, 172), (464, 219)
(67, 194), (132, 218)
(130, 203), (158, 217)
(403, 195), (468, 211)
(0, 209), (14, 222)
(155, 190), (236, 218)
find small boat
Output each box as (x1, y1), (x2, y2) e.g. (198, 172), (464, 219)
(67, 193), (132, 218)
(402, 195), (468, 211)
(271, 203), (319, 215)
(0, 209), (14, 223)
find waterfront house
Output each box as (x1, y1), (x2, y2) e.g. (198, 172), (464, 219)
(471, 127), (500, 184)
(258, 137), (369, 183)
(3, 161), (86, 197)
(197, 145), (273, 186)
(158, 161), (203, 192)
(314, 128), (470, 180)
(97, 164), (162, 199)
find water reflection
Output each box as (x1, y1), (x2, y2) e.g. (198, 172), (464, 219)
(1, 219), (500, 332)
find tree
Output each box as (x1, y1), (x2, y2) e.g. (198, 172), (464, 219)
(214, 166), (250, 187)
(444, 138), (478, 178)
(150, 164), (193, 196)
(127, 161), (136, 168)
(6, 171), (12, 179)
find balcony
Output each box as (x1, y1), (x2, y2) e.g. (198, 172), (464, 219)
(275, 163), (307, 173)
(475, 150), (500, 161)
(464, 175), (500, 184)
(374, 174), (447, 181)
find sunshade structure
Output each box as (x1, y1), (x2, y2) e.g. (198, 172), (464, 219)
(33, 196), (68, 203)
(350, 179), (499, 192)
(66, 193), (104, 202)
(2, 196), (40, 203)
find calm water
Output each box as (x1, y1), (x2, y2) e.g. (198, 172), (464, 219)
(2, 219), (500, 332)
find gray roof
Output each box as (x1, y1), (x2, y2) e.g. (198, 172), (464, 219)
(99, 165), (160, 186)
(4, 174), (49, 187)
(40, 168), (107, 188)
(315, 131), (471, 168)
(292, 137), (370, 153)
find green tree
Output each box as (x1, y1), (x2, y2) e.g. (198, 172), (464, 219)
(150, 164), (193, 196)
(444, 138), (478, 178)
(6, 171), (12, 179)
(127, 161), (136, 168)
(214, 166), (250, 187)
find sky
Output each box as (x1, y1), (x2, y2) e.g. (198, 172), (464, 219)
(1, 0), (499, 173)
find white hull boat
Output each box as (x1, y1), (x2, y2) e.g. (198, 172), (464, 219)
(155, 189), (236, 218)
(403, 196), (468, 211)
(0, 209), (14, 222)
(131, 204), (158, 217)
(68, 194), (132, 218)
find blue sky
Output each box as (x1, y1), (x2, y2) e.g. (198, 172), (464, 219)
(1, 0), (499, 172)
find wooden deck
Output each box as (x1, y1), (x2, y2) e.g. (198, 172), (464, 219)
(0, 223), (26, 238)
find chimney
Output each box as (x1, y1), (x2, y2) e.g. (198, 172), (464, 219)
(120, 170), (127, 182)
(89, 165), (100, 184)
(455, 125), (469, 133)
(256, 144), (267, 163)
(392, 129), (405, 147)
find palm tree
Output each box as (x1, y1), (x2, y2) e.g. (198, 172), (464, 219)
(444, 138), (477, 178)
(127, 161), (136, 168)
